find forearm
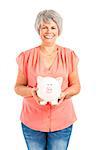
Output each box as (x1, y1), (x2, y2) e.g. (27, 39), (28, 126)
(64, 84), (81, 98)
(14, 85), (33, 97)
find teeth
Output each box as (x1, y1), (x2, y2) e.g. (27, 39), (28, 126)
(44, 35), (54, 39)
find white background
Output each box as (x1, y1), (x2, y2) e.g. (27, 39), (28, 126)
(0, 0), (100, 149)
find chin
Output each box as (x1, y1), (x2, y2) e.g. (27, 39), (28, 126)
(42, 40), (56, 46)
(43, 42), (55, 47)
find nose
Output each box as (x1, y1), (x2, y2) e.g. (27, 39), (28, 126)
(46, 27), (51, 33)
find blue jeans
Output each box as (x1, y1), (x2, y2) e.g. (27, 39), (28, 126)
(21, 123), (73, 150)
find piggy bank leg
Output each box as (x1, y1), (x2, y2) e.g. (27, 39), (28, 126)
(51, 100), (58, 105)
(40, 101), (47, 105)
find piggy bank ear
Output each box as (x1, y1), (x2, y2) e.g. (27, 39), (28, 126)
(56, 77), (63, 86)
(37, 76), (44, 83)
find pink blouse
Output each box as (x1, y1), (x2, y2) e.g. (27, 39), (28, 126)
(16, 45), (79, 132)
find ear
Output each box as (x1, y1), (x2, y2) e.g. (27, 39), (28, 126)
(56, 77), (63, 86)
(37, 76), (44, 83)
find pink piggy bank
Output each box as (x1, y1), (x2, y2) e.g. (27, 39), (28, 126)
(37, 76), (63, 105)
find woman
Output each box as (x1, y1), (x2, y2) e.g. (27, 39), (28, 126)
(14, 10), (80, 150)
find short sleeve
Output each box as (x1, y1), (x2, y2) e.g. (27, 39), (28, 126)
(16, 52), (27, 77)
(69, 51), (79, 73)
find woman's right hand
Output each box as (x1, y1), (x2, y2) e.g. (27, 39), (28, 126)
(31, 87), (43, 104)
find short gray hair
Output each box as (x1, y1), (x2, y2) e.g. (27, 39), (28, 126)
(35, 10), (63, 35)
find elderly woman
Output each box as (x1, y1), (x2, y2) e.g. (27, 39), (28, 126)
(14, 10), (80, 150)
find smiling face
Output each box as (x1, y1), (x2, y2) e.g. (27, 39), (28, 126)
(39, 20), (59, 46)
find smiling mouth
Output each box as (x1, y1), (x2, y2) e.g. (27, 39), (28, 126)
(44, 35), (55, 39)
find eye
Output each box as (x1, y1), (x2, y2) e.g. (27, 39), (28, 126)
(51, 26), (56, 29)
(41, 26), (47, 29)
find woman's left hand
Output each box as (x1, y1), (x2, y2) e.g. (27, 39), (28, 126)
(58, 91), (71, 104)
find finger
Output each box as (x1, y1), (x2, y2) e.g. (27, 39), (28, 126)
(35, 96), (44, 104)
(34, 96), (40, 104)
(35, 99), (40, 104)
(32, 87), (38, 91)
(37, 98), (44, 104)
(31, 89), (36, 96)
(65, 95), (71, 99)
(58, 98), (63, 105)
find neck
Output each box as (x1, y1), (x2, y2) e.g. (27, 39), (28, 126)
(41, 43), (57, 54)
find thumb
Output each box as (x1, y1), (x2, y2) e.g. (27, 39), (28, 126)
(33, 87), (38, 91)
